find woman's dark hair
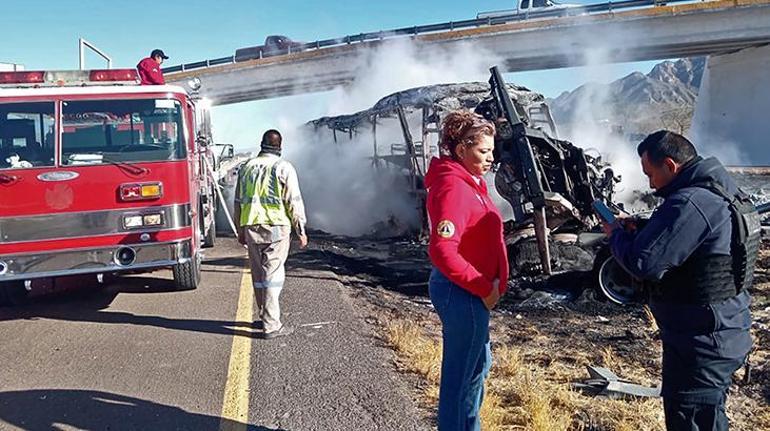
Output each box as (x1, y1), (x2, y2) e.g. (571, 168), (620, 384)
(440, 110), (495, 159)
(637, 130), (697, 165)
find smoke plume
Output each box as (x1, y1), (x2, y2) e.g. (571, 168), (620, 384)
(551, 48), (651, 208)
(275, 39), (504, 235)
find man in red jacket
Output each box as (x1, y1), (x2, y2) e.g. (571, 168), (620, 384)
(136, 49), (169, 85)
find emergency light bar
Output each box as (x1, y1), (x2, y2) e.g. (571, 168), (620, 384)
(0, 69), (140, 87)
(0, 71), (44, 85)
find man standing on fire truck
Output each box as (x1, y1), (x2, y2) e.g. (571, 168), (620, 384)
(136, 49), (168, 85)
(234, 129), (308, 339)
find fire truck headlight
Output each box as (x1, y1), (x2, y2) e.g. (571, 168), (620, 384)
(143, 214), (163, 226)
(123, 215), (143, 229)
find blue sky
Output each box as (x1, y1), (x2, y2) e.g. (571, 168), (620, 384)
(2, 0), (661, 148)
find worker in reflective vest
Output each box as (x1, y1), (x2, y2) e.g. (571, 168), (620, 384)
(234, 129), (308, 339)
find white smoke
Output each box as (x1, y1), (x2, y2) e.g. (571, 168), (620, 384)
(547, 48), (651, 208)
(282, 120), (419, 236)
(324, 39), (501, 114)
(270, 39), (505, 236)
(212, 35), (665, 234)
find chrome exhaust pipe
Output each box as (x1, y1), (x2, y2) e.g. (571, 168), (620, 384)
(114, 247), (137, 266)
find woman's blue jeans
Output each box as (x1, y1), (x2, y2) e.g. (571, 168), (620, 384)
(429, 268), (492, 431)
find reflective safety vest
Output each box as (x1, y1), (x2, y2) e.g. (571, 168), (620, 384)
(238, 156), (291, 227)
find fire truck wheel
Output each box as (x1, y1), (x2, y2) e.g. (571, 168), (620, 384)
(0, 281), (29, 306)
(172, 254), (201, 291)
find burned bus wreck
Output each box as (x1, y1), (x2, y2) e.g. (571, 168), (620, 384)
(309, 68), (619, 276)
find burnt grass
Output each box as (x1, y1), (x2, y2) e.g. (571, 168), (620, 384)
(289, 230), (770, 429)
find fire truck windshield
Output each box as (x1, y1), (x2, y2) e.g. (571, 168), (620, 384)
(61, 98), (186, 166)
(0, 102), (56, 170)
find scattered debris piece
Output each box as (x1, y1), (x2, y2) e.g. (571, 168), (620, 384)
(299, 321), (337, 328)
(573, 365), (660, 399)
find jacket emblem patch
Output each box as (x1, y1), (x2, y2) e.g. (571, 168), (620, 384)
(437, 220), (455, 238)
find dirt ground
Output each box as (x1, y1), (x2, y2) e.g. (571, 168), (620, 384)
(302, 231), (770, 430)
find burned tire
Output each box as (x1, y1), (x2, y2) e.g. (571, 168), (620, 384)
(592, 245), (641, 304)
(591, 245), (612, 302)
(508, 238), (547, 275)
(172, 254), (201, 291)
(0, 281), (29, 306)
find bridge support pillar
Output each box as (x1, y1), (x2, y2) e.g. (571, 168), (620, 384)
(692, 44), (770, 166)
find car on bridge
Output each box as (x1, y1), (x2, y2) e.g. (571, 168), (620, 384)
(234, 35), (304, 62)
(477, 0), (582, 20)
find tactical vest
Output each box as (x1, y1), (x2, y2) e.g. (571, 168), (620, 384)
(238, 156), (291, 227)
(649, 181), (762, 305)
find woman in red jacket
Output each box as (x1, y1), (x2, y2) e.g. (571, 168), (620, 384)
(425, 110), (509, 431)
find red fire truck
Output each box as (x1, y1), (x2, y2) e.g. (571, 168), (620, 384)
(0, 69), (217, 304)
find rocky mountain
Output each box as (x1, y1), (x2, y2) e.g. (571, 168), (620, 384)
(549, 57), (705, 135)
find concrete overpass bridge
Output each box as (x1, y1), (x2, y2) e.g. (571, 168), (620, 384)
(165, 0), (770, 105)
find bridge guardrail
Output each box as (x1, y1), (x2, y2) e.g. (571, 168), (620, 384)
(163, 0), (703, 74)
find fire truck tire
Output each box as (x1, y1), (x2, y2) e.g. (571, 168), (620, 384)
(172, 255), (201, 291)
(0, 281), (29, 306)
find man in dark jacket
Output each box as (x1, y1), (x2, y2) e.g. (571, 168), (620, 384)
(136, 49), (168, 85)
(605, 130), (754, 430)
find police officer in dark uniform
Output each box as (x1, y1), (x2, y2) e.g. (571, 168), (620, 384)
(604, 130), (760, 430)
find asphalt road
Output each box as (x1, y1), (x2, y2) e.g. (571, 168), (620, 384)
(0, 238), (429, 431)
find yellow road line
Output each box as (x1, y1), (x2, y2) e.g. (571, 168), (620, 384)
(219, 270), (254, 431)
